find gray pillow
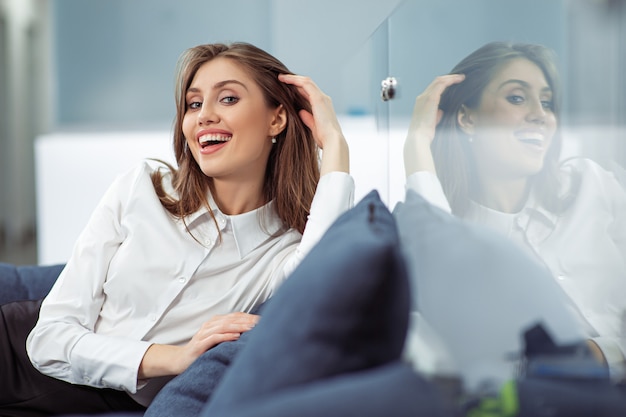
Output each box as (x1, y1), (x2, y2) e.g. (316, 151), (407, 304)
(394, 190), (586, 390)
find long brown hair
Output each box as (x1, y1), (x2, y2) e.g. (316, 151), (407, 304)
(151, 42), (320, 234)
(433, 41), (577, 216)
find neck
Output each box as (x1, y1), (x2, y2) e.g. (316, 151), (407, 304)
(211, 178), (266, 215)
(474, 176), (530, 213)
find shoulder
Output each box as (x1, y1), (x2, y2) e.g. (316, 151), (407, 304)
(106, 159), (175, 200)
(560, 157), (626, 206)
(560, 157), (622, 187)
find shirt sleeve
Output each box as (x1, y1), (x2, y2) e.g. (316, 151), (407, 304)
(591, 335), (625, 380)
(26, 163), (153, 393)
(564, 159), (626, 380)
(600, 163), (626, 379)
(606, 164), (626, 264)
(281, 171), (354, 278)
(405, 171), (452, 213)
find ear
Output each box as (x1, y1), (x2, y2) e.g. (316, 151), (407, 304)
(269, 104), (287, 137)
(457, 104), (475, 136)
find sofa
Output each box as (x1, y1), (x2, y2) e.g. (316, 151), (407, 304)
(2, 191), (625, 417)
(0, 263), (64, 305)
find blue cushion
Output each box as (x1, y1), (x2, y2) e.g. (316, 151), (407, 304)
(202, 362), (449, 417)
(200, 190), (446, 417)
(0, 263), (64, 305)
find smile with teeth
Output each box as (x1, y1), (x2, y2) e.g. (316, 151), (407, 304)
(199, 134), (232, 147)
(517, 133), (544, 146)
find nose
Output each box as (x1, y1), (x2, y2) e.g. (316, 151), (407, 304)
(526, 98), (547, 124)
(197, 103), (218, 125)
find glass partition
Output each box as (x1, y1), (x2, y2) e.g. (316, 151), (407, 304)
(366, 0), (626, 391)
(369, 0), (626, 206)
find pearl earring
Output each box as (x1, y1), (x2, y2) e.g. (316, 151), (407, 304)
(468, 136), (474, 143)
(271, 137), (277, 144)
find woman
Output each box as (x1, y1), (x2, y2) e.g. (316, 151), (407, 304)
(403, 41), (626, 379)
(1, 42), (353, 416)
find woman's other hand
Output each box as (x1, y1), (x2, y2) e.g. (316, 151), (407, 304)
(139, 312), (259, 379)
(278, 73), (349, 175)
(404, 74), (465, 176)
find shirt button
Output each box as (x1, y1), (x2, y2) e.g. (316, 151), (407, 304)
(149, 316), (157, 322)
(178, 277), (187, 284)
(205, 239), (212, 246)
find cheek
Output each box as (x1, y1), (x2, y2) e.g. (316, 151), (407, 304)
(182, 116), (195, 141)
(547, 114), (558, 131)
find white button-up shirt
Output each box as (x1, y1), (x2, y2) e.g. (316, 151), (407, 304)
(27, 161), (354, 405)
(407, 158), (626, 378)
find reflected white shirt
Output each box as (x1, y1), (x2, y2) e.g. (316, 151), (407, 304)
(407, 158), (626, 377)
(27, 160), (354, 405)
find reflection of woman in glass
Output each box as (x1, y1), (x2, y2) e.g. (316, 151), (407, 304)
(404, 41), (626, 378)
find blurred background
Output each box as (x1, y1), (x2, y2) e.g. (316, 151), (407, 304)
(0, 0), (624, 265)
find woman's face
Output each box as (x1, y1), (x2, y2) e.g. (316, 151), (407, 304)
(461, 58), (557, 181)
(182, 57), (285, 184)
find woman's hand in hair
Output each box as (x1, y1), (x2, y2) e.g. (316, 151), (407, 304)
(278, 73), (349, 175)
(138, 312), (260, 379)
(404, 74), (465, 177)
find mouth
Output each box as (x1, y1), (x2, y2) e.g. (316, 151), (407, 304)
(516, 131), (545, 148)
(199, 134), (232, 149)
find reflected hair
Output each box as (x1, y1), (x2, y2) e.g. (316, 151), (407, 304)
(151, 42), (320, 235)
(433, 41), (577, 216)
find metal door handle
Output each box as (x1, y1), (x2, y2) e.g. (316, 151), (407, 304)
(381, 76), (397, 101)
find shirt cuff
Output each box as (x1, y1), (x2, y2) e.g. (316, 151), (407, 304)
(70, 332), (153, 392)
(406, 171), (451, 213)
(286, 171), (354, 276)
(591, 335), (625, 381)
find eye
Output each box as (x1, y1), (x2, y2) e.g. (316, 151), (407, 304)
(541, 100), (554, 110)
(506, 95), (524, 104)
(187, 101), (202, 110)
(220, 95), (239, 105)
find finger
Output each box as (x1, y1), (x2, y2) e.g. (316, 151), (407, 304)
(278, 74), (317, 99)
(278, 73), (312, 86)
(207, 312), (260, 325)
(191, 332), (242, 356)
(435, 109), (444, 126)
(298, 109), (316, 132)
(199, 318), (257, 334)
(426, 73), (465, 96)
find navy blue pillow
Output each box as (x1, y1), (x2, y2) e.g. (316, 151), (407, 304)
(0, 263), (64, 305)
(202, 190), (413, 416)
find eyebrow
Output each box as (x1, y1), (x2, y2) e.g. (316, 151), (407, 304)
(187, 79), (249, 95)
(498, 79), (552, 94)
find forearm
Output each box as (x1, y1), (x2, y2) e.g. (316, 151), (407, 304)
(319, 133), (349, 176)
(138, 344), (185, 379)
(282, 171), (354, 278)
(404, 134), (436, 177)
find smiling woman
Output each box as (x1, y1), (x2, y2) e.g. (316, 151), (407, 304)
(403, 41), (626, 381)
(0, 42), (354, 416)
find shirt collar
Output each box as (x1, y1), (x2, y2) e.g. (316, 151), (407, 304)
(185, 194), (287, 259)
(467, 193), (559, 244)
(229, 201), (288, 258)
(162, 171), (288, 258)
